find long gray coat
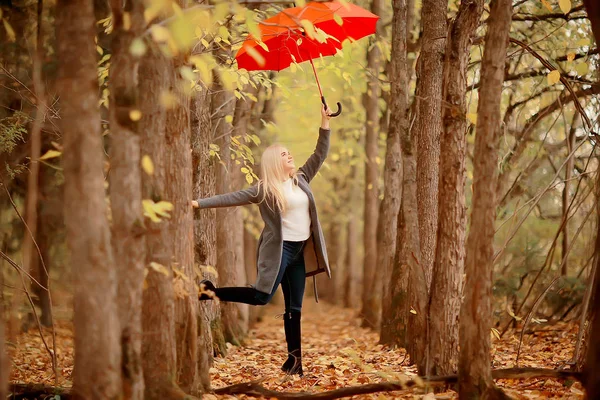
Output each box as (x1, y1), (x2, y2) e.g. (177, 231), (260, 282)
(197, 128), (331, 300)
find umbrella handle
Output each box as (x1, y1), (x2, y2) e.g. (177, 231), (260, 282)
(321, 96), (342, 118)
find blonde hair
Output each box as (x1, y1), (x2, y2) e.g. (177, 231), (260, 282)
(258, 144), (299, 212)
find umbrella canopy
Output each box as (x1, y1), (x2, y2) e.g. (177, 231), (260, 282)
(235, 1), (379, 72)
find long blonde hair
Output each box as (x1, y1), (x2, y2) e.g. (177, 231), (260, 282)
(258, 144), (299, 212)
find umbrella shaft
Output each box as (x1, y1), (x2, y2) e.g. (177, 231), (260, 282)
(309, 58), (324, 98)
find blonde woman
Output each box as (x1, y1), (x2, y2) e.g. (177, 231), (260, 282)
(192, 106), (332, 376)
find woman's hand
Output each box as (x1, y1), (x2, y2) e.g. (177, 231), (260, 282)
(191, 200), (199, 208)
(321, 105), (332, 130)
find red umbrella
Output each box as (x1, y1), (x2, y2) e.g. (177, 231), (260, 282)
(235, 1), (379, 116)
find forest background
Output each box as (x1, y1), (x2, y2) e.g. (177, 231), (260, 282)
(2, 0), (600, 398)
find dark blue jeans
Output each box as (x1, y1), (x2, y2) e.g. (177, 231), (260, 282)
(213, 240), (307, 312)
(256, 240), (306, 312)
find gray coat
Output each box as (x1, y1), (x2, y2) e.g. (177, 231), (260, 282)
(197, 128), (331, 300)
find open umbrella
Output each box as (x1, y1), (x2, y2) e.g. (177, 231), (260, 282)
(235, 1), (379, 117)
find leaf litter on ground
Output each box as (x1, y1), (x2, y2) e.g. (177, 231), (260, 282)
(10, 301), (584, 399)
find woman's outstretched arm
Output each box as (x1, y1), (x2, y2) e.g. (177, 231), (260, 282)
(299, 106), (332, 183)
(192, 186), (260, 209)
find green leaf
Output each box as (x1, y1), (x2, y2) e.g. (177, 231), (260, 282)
(575, 62), (589, 76)
(39, 150), (62, 160)
(246, 9), (261, 41)
(333, 13), (343, 26)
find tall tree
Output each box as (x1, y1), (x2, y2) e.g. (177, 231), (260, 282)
(108, 0), (145, 397)
(168, 60), (199, 393)
(192, 86), (220, 390)
(212, 62), (249, 345)
(56, 0), (121, 397)
(458, 0), (512, 397)
(361, 0), (383, 329)
(582, 1), (600, 397)
(380, 0), (409, 347)
(139, 45), (185, 398)
(415, 0), (447, 290)
(428, 0), (482, 376)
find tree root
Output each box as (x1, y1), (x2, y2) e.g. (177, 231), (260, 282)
(212, 368), (583, 399)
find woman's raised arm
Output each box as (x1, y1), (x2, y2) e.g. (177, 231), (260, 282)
(299, 106), (331, 183)
(193, 186), (260, 209)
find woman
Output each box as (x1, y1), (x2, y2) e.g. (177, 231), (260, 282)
(192, 105), (333, 376)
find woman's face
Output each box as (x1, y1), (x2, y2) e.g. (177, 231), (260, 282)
(280, 147), (295, 174)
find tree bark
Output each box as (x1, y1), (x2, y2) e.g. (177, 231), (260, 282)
(561, 116), (577, 276)
(458, 0), (512, 397)
(361, 0), (383, 330)
(415, 0), (447, 291)
(582, 2), (600, 397)
(212, 60), (248, 345)
(108, 1), (145, 398)
(379, 0), (408, 346)
(428, 0), (482, 376)
(345, 165), (362, 309)
(56, 0), (121, 397)
(0, 310), (6, 400)
(139, 46), (185, 399)
(192, 87), (222, 388)
(167, 60), (199, 394)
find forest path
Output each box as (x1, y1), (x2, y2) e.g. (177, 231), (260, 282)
(210, 301), (583, 399)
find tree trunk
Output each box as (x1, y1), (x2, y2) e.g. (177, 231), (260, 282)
(108, 1), (145, 398)
(458, 0), (512, 397)
(379, 0), (408, 346)
(212, 65), (248, 345)
(345, 165), (362, 309)
(428, 0), (482, 376)
(0, 307), (6, 400)
(582, 2), (600, 397)
(361, 0), (383, 330)
(415, 0), (447, 291)
(167, 61), (199, 394)
(139, 46), (184, 399)
(561, 116), (577, 276)
(56, 0), (121, 397)
(192, 87), (223, 388)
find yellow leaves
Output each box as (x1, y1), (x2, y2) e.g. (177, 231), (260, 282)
(333, 13), (344, 26)
(467, 113), (478, 125)
(245, 46), (266, 68)
(566, 52), (576, 62)
(39, 150), (61, 161)
(3, 18), (15, 42)
(142, 199), (173, 222)
(300, 19), (316, 40)
(540, 0), (553, 12)
(129, 109), (142, 121)
(409, 307), (417, 315)
(547, 69), (561, 85)
(123, 12), (131, 30)
(141, 155), (154, 175)
(558, 0), (571, 14)
(190, 53), (215, 85)
(491, 327), (501, 340)
(148, 261), (170, 276)
(160, 90), (179, 109)
(246, 9), (261, 41)
(130, 38), (147, 57)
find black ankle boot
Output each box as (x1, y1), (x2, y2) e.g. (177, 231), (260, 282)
(199, 280), (216, 300)
(281, 311), (303, 376)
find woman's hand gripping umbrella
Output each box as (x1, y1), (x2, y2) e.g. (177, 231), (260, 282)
(235, 0), (379, 117)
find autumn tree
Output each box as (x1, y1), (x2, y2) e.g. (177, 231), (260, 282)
(361, 0), (382, 330)
(108, 0), (145, 397)
(56, 0), (121, 397)
(428, 0), (483, 376)
(458, 0), (512, 397)
(380, 0), (410, 347)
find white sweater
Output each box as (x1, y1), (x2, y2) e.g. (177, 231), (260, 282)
(281, 179), (311, 241)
